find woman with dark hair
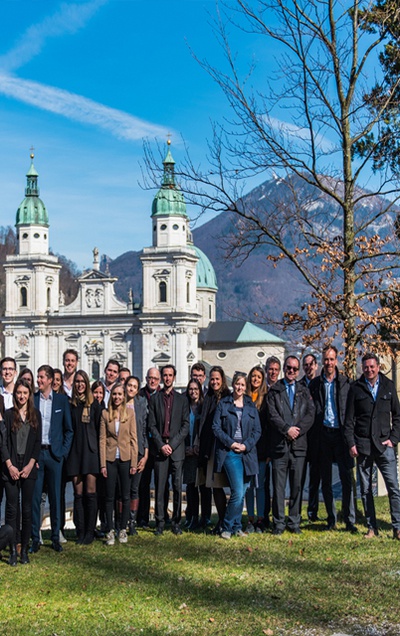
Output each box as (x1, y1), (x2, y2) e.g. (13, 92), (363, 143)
(213, 372), (261, 540)
(245, 365), (270, 533)
(125, 375), (148, 535)
(52, 368), (66, 395)
(184, 379), (203, 530)
(67, 370), (102, 544)
(196, 365), (231, 534)
(91, 380), (105, 408)
(1, 379), (42, 564)
(17, 368), (35, 389)
(100, 383), (138, 545)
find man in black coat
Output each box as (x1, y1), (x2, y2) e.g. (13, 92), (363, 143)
(267, 355), (315, 535)
(309, 346), (357, 532)
(299, 353), (320, 522)
(344, 352), (400, 539)
(148, 365), (189, 535)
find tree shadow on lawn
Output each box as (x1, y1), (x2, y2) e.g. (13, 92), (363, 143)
(47, 532), (399, 634)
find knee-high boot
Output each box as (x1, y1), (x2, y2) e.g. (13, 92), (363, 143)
(82, 493), (97, 545)
(74, 494), (85, 544)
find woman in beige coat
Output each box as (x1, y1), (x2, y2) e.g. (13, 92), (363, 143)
(100, 383), (138, 545)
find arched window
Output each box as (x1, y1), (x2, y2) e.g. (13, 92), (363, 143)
(20, 287), (27, 307)
(92, 360), (100, 380)
(47, 287), (51, 308)
(159, 281), (167, 303)
(186, 282), (190, 303)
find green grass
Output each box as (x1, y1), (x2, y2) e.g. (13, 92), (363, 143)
(1, 497), (400, 636)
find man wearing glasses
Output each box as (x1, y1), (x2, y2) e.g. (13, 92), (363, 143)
(0, 357), (17, 409)
(267, 355), (315, 535)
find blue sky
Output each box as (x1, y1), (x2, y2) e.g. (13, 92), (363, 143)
(0, 0), (267, 268)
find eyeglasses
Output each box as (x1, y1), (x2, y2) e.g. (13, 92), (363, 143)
(286, 365), (299, 372)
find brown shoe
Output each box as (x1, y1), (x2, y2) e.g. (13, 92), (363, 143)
(364, 528), (378, 538)
(393, 529), (400, 541)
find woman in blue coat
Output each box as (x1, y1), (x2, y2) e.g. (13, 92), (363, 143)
(212, 372), (261, 539)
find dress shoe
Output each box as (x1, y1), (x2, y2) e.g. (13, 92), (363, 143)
(29, 541), (40, 554)
(154, 526), (164, 536)
(308, 514), (320, 522)
(324, 522), (337, 531)
(245, 521), (255, 534)
(51, 541), (63, 552)
(289, 528), (302, 535)
(393, 529), (400, 540)
(364, 528), (378, 539)
(272, 528), (284, 536)
(8, 547), (18, 567)
(345, 523), (358, 534)
(172, 524), (182, 536)
(20, 549), (30, 565)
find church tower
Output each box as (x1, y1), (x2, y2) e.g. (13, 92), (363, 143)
(138, 143), (200, 385)
(4, 154), (61, 369)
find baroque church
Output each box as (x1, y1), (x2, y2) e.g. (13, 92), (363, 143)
(3, 146), (284, 386)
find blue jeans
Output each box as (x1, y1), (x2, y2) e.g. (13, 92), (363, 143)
(245, 460), (267, 519)
(357, 446), (400, 531)
(222, 451), (249, 534)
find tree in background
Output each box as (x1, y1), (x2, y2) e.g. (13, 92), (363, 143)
(145, 0), (400, 378)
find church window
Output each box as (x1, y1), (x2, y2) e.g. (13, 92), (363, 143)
(173, 224), (179, 230)
(22, 232), (28, 239)
(159, 281), (167, 303)
(20, 287), (27, 307)
(34, 233), (40, 238)
(44, 234), (47, 239)
(257, 351), (266, 359)
(217, 351), (227, 360)
(47, 287), (51, 308)
(160, 224), (167, 231)
(186, 282), (190, 303)
(92, 361), (100, 380)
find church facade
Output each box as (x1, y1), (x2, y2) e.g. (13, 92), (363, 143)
(3, 149), (284, 386)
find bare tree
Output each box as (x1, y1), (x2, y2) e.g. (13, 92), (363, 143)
(144, 0), (400, 378)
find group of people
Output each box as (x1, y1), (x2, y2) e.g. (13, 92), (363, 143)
(0, 344), (399, 565)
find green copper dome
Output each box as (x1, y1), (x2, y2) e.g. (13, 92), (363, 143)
(16, 155), (49, 227)
(191, 245), (218, 290)
(151, 146), (188, 218)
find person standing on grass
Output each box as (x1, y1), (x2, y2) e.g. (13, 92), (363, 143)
(100, 383), (138, 545)
(309, 346), (357, 533)
(267, 355), (315, 535)
(30, 365), (73, 553)
(299, 353), (320, 522)
(213, 372), (261, 540)
(125, 375), (148, 535)
(2, 379), (42, 565)
(344, 352), (400, 540)
(148, 365), (189, 536)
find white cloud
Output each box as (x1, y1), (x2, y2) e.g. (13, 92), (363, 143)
(268, 116), (334, 153)
(0, 0), (109, 72)
(0, 73), (170, 141)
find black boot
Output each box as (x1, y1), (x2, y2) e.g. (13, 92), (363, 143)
(129, 510), (138, 536)
(81, 493), (97, 545)
(74, 494), (85, 544)
(20, 546), (30, 564)
(8, 545), (18, 567)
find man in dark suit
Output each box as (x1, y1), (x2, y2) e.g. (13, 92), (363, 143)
(30, 365), (73, 553)
(148, 365), (189, 535)
(309, 346), (357, 532)
(299, 353), (320, 521)
(344, 352), (400, 539)
(267, 355), (315, 534)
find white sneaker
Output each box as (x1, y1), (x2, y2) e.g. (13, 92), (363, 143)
(119, 529), (128, 544)
(59, 531), (67, 544)
(106, 530), (115, 546)
(220, 531), (231, 540)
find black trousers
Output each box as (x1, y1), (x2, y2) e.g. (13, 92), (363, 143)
(105, 459), (131, 532)
(154, 456), (184, 528)
(5, 472), (36, 547)
(272, 450), (305, 531)
(320, 427), (355, 525)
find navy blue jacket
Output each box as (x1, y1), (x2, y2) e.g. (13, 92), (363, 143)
(34, 391), (73, 461)
(212, 394), (261, 477)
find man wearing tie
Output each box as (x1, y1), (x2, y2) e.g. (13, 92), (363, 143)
(267, 355), (315, 535)
(30, 365), (73, 553)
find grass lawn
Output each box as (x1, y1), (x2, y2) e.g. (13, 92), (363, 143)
(1, 497), (399, 636)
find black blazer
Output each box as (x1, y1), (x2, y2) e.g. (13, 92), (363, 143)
(148, 389), (190, 461)
(1, 408), (42, 481)
(344, 373), (400, 456)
